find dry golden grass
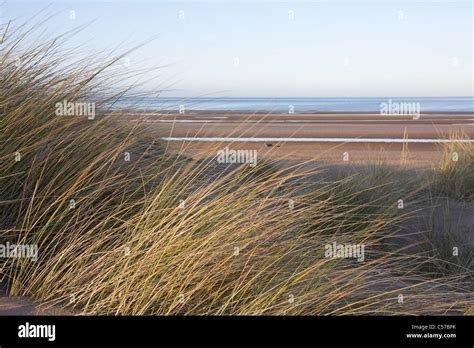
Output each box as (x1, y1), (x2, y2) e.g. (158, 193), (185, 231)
(431, 136), (474, 202)
(0, 19), (472, 315)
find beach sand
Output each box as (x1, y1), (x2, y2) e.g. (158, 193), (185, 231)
(0, 285), (72, 315)
(125, 111), (474, 166)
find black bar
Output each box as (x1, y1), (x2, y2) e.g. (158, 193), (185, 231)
(0, 315), (472, 347)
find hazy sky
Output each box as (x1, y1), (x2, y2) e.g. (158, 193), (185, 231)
(3, 0), (473, 97)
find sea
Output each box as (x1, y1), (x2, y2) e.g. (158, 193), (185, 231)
(115, 97), (474, 113)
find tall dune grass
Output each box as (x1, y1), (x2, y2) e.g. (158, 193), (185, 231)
(0, 20), (472, 315)
(431, 139), (474, 202)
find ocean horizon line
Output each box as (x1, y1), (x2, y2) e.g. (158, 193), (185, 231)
(114, 96), (474, 112)
(150, 96), (474, 98)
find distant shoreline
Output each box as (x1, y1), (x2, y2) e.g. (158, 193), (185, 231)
(112, 96), (474, 113)
(118, 109), (474, 115)
(121, 111), (474, 165)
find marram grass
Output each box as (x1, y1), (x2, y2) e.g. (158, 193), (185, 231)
(0, 20), (472, 315)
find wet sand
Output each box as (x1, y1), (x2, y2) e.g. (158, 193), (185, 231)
(127, 111), (474, 166)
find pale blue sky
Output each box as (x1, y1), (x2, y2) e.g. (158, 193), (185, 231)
(3, 0), (473, 97)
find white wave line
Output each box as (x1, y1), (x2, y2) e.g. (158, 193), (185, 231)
(161, 137), (474, 144)
(152, 119), (474, 124)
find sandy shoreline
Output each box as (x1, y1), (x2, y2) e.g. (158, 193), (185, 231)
(123, 111), (474, 165)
